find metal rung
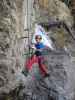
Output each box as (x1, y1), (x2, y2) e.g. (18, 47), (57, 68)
(19, 36), (29, 39)
(24, 28), (29, 31)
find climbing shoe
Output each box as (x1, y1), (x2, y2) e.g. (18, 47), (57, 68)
(22, 69), (29, 77)
(44, 73), (50, 78)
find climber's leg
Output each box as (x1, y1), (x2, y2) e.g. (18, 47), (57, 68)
(22, 55), (38, 76)
(25, 54), (38, 70)
(38, 56), (49, 77)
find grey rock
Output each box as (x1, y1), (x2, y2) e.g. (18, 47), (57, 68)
(0, 0), (75, 100)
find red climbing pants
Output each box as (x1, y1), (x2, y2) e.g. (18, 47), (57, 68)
(25, 55), (48, 76)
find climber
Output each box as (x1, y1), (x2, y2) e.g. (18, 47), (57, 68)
(22, 35), (50, 78)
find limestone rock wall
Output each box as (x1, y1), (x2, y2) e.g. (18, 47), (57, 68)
(0, 0), (75, 100)
(34, 0), (73, 26)
(0, 0), (25, 94)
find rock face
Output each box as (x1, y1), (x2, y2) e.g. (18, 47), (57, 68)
(0, 0), (75, 100)
(0, 0), (25, 94)
(34, 0), (73, 26)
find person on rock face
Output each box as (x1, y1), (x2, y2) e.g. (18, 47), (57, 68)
(22, 35), (49, 78)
